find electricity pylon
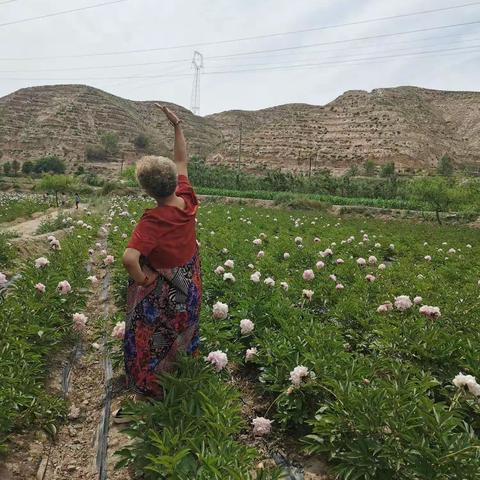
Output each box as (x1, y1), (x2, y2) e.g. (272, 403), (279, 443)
(190, 51), (203, 115)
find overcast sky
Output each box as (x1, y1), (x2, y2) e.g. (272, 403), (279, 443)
(0, 0), (479, 115)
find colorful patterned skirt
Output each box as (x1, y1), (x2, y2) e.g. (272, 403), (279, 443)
(124, 252), (202, 398)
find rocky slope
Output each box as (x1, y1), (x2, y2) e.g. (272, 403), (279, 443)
(0, 84), (479, 175)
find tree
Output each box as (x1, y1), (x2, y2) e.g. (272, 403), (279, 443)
(380, 162), (395, 177)
(11, 160), (20, 176)
(437, 154), (454, 176)
(75, 165), (85, 176)
(364, 159), (376, 176)
(408, 177), (456, 224)
(3, 162), (11, 175)
(101, 132), (119, 156)
(134, 133), (150, 150)
(22, 160), (34, 175)
(33, 156), (66, 174)
(86, 145), (107, 162)
(39, 175), (73, 207)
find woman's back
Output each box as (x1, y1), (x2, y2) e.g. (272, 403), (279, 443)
(127, 175), (198, 269)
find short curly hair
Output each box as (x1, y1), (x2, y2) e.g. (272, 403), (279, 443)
(135, 155), (177, 198)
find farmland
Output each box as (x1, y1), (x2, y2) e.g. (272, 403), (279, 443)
(1, 193), (479, 479)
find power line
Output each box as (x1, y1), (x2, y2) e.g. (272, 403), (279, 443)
(2, 27), (480, 76)
(206, 20), (480, 60)
(0, 0), (127, 28)
(3, 42), (479, 81)
(0, 3), (479, 59)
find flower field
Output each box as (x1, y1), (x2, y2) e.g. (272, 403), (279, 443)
(1, 195), (480, 479)
(0, 211), (101, 453)
(0, 192), (49, 223)
(105, 198), (480, 479)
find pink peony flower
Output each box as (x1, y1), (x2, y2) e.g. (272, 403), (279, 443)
(378, 263), (386, 270)
(280, 281), (289, 291)
(214, 266), (225, 275)
(365, 274), (376, 282)
(223, 272), (236, 282)
(204, 350), (228, 371)
(283, 252), (290, 260)
(413, 296), (423, 305)
(35, 257), (49, 269)
(419, 305), (441, 320)
(394, 295), (413, 311)
(316, 260), (325, 270)
(257, 250), (265, 258)
(50, 239), (61, 250)
(336, 283), (344, 290)
(104, 255), (115, 265)
(212, 301), (229, 319)
(290, 365), (310, 386)
(452, 373), (480, 396)
(368, 256), (377, 265)
(73, 313), (88, 332)
(377, 302), (393, 314)
(57, 280), (72, 295)
(302, 289), (314, 301)
(0, 272), (7, 287)
(329, 274), (337, 282)
(111, 321), (126, 339)
(224, 259), (234, 269)
(336, 258), (345, 265)
(424, 255), (432, 261)
(35, 282), (46, 293)
(87, 275), (98, 284)
(253, 238), (262, 246)
(303, 269), (315, 281)
(264, 277), (275, 287)
(314, 237), (321, 243)
(240, 319), (254, 335)
(252, 417), (273, 436)
(245, 347), (258, 362)
(250, 272), (261, 283)
(356, 258), (366, 266)
(294, 236), (303, 244)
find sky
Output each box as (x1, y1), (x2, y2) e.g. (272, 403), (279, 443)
(0, 0), (479, 115)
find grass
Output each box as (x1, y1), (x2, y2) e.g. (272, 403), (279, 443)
(0, 193), (50, 223)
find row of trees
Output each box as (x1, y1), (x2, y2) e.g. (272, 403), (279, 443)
(2, 156), (66, 176)
(355, 154), (454, 178)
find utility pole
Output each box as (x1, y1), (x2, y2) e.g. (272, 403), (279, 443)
(190, 51), (203, 115)
(120, 152), (125, 175)
(236, 122), (242, 189)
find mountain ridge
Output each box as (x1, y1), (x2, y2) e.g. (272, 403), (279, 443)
(0, 84), (479, 175)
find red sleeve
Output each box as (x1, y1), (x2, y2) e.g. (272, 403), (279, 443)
(127, 218), (158, 257)
(176, 175), (198, 207)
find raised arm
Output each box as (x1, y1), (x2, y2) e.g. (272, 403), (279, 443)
(156, 104), (188, 177)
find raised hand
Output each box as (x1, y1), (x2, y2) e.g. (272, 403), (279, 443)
(155, 104), (181, 127)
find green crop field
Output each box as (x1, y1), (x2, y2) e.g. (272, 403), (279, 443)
(1, 193), (479, 479)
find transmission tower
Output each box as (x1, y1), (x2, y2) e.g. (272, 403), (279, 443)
(190, 51), (203, 115)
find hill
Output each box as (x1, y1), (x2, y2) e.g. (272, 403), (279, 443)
(0, 84), (479, 175)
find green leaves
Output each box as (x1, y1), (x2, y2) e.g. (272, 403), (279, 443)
(114, 356), (281, 479)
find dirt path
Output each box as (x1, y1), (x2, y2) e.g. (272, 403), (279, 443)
(1, 223), (133, 480)
(0, 205), (88, 236)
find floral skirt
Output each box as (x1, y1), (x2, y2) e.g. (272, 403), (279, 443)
(124, 252), (202, 398)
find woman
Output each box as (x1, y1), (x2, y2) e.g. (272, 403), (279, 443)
(118, 106), (201, 414)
